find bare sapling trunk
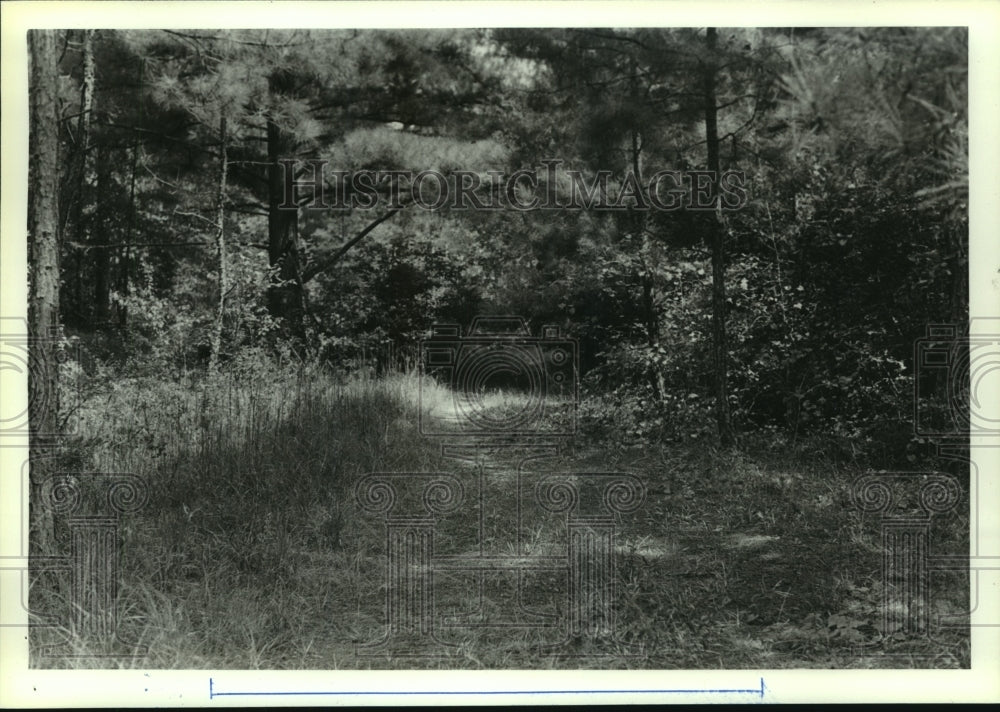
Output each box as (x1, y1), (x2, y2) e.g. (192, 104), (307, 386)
(210, 116), (229, 370)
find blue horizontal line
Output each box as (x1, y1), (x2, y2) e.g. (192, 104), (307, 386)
(211, 689), (762, 696)
(210, 677), (765, 698)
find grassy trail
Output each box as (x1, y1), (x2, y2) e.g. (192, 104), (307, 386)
(30, 369), (969, 668)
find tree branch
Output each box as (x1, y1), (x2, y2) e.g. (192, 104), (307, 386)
(302, 205), (405, 282)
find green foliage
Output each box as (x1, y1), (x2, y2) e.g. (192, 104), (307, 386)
(310, 228), (483, 370)
(49, 26), (968, 460)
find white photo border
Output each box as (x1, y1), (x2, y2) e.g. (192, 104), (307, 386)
(1, 1), (998, 706)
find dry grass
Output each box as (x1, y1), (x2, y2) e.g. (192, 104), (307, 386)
(30, 362), (970, 669)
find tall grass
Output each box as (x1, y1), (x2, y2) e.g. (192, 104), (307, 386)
(32, 359), (455, 667)
(30, 357), (970, 669)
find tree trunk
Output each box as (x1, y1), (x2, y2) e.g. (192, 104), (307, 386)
(93, 137), (112, 323)
(266, 115), (305, 339)
(642, 276), (665, 400)
(703, 27), (737, 448)
(950, 224), (968, 327)
(210, 116), (229, 370)
(27, 30), (62, 552)
(117, 59), (144, 332)
(64, 31), (95, 247)
(630, 124), (664, 401)
(76, 31), (96, 326)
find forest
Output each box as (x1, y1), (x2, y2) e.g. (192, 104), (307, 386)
(21, 27), (970, 669)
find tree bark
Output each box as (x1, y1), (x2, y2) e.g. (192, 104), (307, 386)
(118, 59), (144, 331)
(93, 137), (112, 323)
(950, 224), (968, 327)
(629, 122), (664, 402)
(266, 115), (305, 339)
(64, 30), (95, 248)
(63, 30), (95, 327)
(703, 27), (737, 447)
(641, 275), (666, 400)
(28, 30), (62, 552)
(301, 206), (404, 283)
(210, 116), (229, 370)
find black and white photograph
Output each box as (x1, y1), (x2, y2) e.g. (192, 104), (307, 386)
(1, 0), (998, 706)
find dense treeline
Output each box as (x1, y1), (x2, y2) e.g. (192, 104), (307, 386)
(23, 26), (972, 670)
(33, 27), (966, 460)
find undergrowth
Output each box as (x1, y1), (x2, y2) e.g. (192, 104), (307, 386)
(29, 360), (970, 669)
